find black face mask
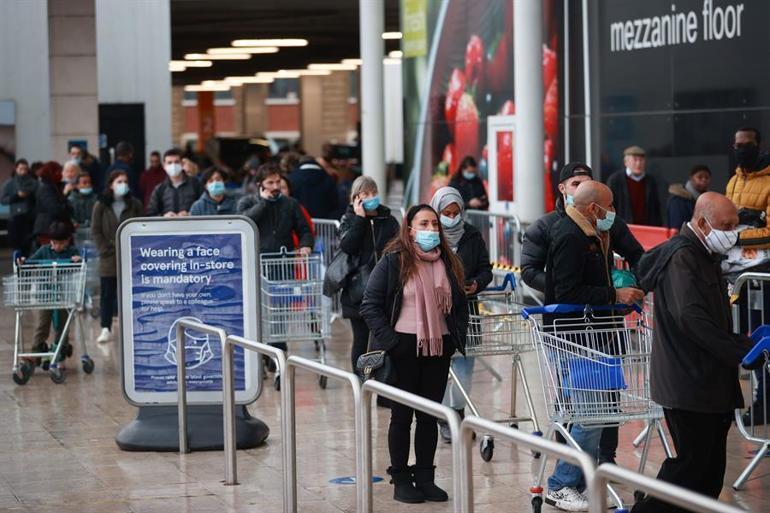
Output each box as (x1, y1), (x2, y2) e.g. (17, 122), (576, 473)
(734, 144), (760, 171)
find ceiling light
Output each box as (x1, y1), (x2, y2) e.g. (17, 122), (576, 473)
(232, 38), (308, 47)
(169, 63), (186, 72)
(182, 60), (213, 68)
(278, 69), (331, 76)
(382, 32), (403, 40)
(274, 70), (301, 78)
(184, 84), (230, 92)
(207, 47), (279, 55)
(341, 58), (362, 66)
(308, 63), (358, 71)
(225, 76), (274, 84)
(388, 50), (403, 58)
(185, 53), (251, 60)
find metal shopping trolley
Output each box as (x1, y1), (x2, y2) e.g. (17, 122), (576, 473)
(3, 252), (94, 385)
(522, 304), (669, 512)
(260, 247), (330, 389)
(450, 273), (541, 462)
(73, 226), (100, 319)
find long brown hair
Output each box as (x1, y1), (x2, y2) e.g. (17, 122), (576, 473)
(384, 204), (465, 289)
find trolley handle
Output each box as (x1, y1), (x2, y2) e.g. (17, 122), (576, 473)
(485, 272), (516, 292)
(743, 337), (770, 370)
(520, 303), (642, 320)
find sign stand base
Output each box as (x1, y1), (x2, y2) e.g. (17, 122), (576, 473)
(115, 404), (269, 451)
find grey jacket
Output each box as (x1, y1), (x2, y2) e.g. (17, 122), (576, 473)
(146, 175), (202, 216)
(237, 194), (313, 253)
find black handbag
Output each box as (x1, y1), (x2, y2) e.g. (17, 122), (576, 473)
(356, 333), (396, 384)
(323, 250), (355, 297)
(346, 221), (379, 304)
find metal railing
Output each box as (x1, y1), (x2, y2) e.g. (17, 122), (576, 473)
(594, 464), (746, 513)
(465, 209), (522, 268)
(175, 319), (228, 454)
(360, 379), (464, 513)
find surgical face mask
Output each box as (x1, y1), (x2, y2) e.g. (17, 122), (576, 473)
(702, 218), (739, 254)
(164, 162), (183, 177)
(440, 214), (462, 228)
(207, 181), (225, 197)
(462, 171), (476, 181)
(113, 182), (129, 198)
(79, 187), (93, 195)
(362, 196), (380, 211)
(594, 204), (616, 232)
(565, 194), (575, 207)
(734, 144), (759, 171)
(413, 229), (440, 251)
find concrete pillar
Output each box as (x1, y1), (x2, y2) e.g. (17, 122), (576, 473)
(170, 85), (185, 148)
(300, 71), (350, 157)
(243, 84), (268, 137)
(514, 0), (544, 223)
(358, 0), (386, 199)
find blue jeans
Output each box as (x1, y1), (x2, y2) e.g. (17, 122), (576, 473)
(547, 423), (602, 491)
(443, 356), (476, 410)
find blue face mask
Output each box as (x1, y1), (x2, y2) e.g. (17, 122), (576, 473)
(207, 181), (225, 197)
(413, 229), (441, 251)
(440, 214), (462, 228)
(79, 187), (93, 195)
(595, 204), (616, 232)
(113, 182), (129, 198)
(362, 196), (380, 211)
(565, 194), (575, 207)
(462, 171), (476, 181)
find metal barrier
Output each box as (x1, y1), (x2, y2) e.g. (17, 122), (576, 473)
(285, 355), (366, 513)
(460, 415), (596, 513)
(465, 209), (522, 268)
(360, 379), (464, 513)
(175, 319), (228, 454)
(594, 463), (746, 513)
(312, 218), (343, 321)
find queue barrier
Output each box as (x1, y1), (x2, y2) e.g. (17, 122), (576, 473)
(173, 321), (751, 513)
(465, 209), (522, 268)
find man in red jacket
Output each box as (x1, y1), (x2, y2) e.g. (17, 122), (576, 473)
(139, 151), (164, 208)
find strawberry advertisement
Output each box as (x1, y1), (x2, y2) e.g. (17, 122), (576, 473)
(402, 0), (560, 210)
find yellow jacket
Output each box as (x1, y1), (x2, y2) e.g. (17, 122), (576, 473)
(726, 165), (770, 248)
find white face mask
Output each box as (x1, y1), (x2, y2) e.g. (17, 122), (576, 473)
(164, 162), (183, 178)
(701, 218), (739, 254)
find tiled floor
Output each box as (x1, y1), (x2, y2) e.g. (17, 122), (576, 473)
(0, 258), (767, 511)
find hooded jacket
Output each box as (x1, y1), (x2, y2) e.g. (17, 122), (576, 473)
(237, 193), (313, 253)
(189, 191), (238, 216)
(636, 225), (753, 413)
(606, 169), (662, 226)
(521, 197), (643, 293)
(665, 183), (696, 229)
(726, 156), (770, 248)
(288, 162), (339, 219)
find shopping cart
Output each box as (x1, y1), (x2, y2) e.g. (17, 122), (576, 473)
(450, 273), (541, 462)
(3, 252), (94, 385)
(260, 247), (330, 389)
(522, 303), (668, 512)
(73, 226), (100, 319)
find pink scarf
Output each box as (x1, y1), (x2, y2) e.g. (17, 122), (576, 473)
(409, 246), (452, 356)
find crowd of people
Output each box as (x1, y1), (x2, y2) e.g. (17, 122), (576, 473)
(2, 127), (766, 511)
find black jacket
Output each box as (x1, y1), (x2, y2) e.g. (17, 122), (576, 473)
(456, 223), (493, 294)
(448, 175), (489, 210)
(237, 194), (314, 253)
(146, 175), (202, 216)
(665, 183), (695, 230)
(360, 251), (469, 355)
(522, 199), (643, 293)
(637, 225), (753, 413)
(545, 207), (616, 307)
(33, 180), (70, 236)
(288, 163), (339, 219)
(338, 204), (400, 316)
(1, 175), (37, 218)
(606, 170), (662, 226)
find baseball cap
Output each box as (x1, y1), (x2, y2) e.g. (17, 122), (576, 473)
(559, 162), (593, 184)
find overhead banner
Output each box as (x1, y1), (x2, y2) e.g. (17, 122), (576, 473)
(117, 216), (260, 406)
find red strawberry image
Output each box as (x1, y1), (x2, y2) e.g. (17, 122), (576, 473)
(465, 35), (484, 89)
(441, 143), (456, 175)
(486, 33), (511, 92)
(499, 100), (515, 116)
(543, 44), (557, 92)
(544, 138), (555, 211)
(455, 93), (480, 161)
(496, 130), (514, 202)
(544, 78), (558, 140)
(444, 68), (466, 136)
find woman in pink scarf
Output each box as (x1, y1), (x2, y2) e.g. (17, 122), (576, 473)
(360, 205), (469, 504)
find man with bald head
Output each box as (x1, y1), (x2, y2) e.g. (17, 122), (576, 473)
(543, 181), (644, 511)
(634, 192), (754, 512)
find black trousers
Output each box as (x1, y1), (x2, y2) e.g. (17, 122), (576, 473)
(349, 316), (370, 371)
(100, 277), (118, 329)
(599, 426), (618, 462)
(388, 333), (452, 471)
(631, 408), (732, 513)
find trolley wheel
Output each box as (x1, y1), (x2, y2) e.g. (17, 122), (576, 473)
(510, 422), (519, 429)
(531, 495), (543, 513)
(319, 375), (328, 389)
(49, 367), (65, 384)
(81, 357), (95, 374)
(480, 435), (495, 462)
(274, 375), (281, 391)
(41, 359), (50, 371)
(12, 362), (34, 385)
(532, 431), (543, 458)
(634, 490), (646, 504)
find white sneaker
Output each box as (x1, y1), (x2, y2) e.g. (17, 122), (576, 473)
(545, 487), (589, 512)
(96, 328), (112, 343)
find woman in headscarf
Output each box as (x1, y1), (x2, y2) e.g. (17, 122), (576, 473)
(430, 186), (493, 443)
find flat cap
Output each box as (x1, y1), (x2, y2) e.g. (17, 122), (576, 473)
(624, 145), (646, 157)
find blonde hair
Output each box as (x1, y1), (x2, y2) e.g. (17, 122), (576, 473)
(350, 175), (378, 201)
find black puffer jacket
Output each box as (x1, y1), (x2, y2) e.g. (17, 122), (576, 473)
(237, 194), (313, 253)
(521, 198), (643, 293)
(449, 174), (489, 210)
(360, 251), (469, 355)
(338, 204), (400, 317)
(456, 223), (493, 294)
(146, 175), (202, 216)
